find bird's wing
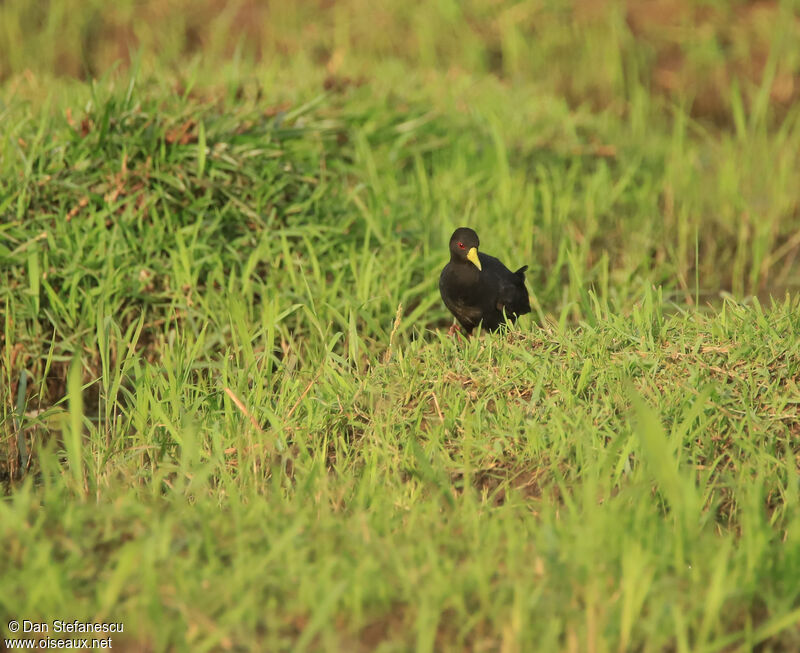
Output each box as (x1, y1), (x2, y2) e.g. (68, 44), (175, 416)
(481, 255), (531, 317)
(496, 278), (530, 316)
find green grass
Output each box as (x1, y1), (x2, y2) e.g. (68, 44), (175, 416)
(3, 2), (800, 651)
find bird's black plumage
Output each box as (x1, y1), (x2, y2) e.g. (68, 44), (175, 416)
(439, 227), (531, 333)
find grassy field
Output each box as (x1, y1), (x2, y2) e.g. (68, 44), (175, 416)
(2, 1), (800, 651)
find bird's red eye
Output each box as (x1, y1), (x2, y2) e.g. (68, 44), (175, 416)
(458, 242), (465, 249)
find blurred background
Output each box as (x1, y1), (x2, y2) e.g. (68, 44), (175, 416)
(2, 0), (798, 125)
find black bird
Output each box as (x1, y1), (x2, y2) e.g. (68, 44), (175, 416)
(439, 227), (531, 334)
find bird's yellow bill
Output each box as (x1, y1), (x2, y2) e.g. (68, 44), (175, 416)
(467, 247), (482, 271)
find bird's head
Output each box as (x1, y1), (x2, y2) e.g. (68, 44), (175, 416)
(448, 227), (482, 271)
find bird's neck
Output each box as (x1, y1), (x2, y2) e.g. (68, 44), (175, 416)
(451, 260), (481, 283)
